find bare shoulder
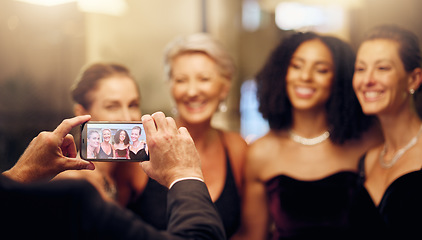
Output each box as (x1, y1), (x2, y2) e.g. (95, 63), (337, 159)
(221, 130), (248, 169)
(247, 131), (281, 168)
(221, 131), (248, 154)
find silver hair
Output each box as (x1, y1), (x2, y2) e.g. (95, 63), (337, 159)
(163, 33), (235, 81)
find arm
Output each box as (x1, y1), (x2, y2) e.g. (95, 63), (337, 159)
(233, 142), (271, 240)
(89, 179), (225, 240)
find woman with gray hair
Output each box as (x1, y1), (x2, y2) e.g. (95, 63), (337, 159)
(124, 33), (247, 238)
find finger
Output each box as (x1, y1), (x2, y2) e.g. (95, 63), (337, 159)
(166, 117), (178, 134)
(142, 114), (156, 139)
(61, 134), (77, 158)
(140, 161), (153, 179)
(178, 126), (191, 137)
(53, 115), (91, 139)
(151, 112), (166, 131)
(62, 158), (95, 171)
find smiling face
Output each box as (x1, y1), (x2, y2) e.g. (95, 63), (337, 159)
(119, 131), (126, 143)
(286, 39), (334, 112)
(131, 128), (140, 142)
(353, 39), (412, 116)
(85, 76), (141, 121)
(102, 129), (111, 143)
(88, 131), (100, 148)
(170, 52), (230, 125)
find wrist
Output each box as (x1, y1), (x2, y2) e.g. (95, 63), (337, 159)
(168, 177), (205, 189)
(166, 170), (204, 189)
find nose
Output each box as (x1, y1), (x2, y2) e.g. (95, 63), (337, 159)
(120, 107), (132, 121)
(186, 80), (199, 97)
(361, 68), (376, 86)
(300, 67), (312, 82)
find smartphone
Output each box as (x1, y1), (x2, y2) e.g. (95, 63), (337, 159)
(80, 121), (149, 161)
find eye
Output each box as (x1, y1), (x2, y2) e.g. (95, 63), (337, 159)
(316, 68), (330, 74)
(200, 77), (210, 82)
(129, 102), (140, 109)
(378, 65), (391, 71)
(354, 65), (365, 72)
(173, 77), (187, 84)
(105, 104), (120, 111)
(290, 62), (301, 69)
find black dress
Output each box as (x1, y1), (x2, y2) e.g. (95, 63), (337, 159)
(127, 133), (241, 238)
(265, 170), (386, 240)
(377, 169), (422, 239)
(97, 145), (113, 159)
(129, 148), (149, 161)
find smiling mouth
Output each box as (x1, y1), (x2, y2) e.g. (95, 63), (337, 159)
(184, 101), (206, 111)
(295, 86), (315, 97)
(363, 91), (383, 100)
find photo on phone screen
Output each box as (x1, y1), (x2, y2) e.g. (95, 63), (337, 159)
(80, 121), (149, 161)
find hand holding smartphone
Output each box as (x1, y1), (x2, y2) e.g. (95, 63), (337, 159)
(80, 121), (149, 161)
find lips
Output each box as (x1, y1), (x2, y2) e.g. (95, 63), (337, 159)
(295, 86), (315, 97)
(184, 100), (207, 112)
(362, 90), (383, 101)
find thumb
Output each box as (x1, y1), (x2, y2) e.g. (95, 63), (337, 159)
(62, 158), (95, 171)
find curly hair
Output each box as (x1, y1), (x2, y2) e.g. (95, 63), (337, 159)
(114, 129), (130, 145)
(256, 32), (373, 144)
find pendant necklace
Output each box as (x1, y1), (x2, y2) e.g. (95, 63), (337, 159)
(288, 129), (330, 146)
(379, 124), (422, 168)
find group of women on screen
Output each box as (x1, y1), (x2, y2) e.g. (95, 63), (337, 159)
(62, 24), (422, 239)
(86, 127), (147, 160)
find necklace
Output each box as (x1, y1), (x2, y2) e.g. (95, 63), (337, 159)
(379, 124), (422, 168)
(288, 129), (330, 146)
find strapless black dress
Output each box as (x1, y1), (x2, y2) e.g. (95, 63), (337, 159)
(129, 148), (149, 161)
(265, 171), (386, 240)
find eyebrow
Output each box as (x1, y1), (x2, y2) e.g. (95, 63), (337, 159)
(356, 59), (394, 65)
(291, 56), (333, 66)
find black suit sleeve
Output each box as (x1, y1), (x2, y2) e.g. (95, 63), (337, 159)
(0, 176), (225, 240)
(167, 180), (226, 239)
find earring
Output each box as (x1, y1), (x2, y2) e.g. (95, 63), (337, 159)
(218, 101), (228, 113)
(410, 89), (415, 95)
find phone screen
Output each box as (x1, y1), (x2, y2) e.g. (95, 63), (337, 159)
(80, 121), (149, 161)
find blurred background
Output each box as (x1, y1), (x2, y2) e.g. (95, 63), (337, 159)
(1, 0), (421, 170)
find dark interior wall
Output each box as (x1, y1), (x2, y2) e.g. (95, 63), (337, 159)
(0, 1), (85, 170)
(349, 0), (422, 49)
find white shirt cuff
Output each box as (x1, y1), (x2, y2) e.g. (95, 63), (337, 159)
(169, 177), (204, 189)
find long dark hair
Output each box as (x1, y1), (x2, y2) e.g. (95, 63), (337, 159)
(256, 32), (373, 144)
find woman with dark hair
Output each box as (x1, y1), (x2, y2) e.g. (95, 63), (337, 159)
(114, 129), (130, 159)
(54, 63), (143, 201)
(353, 25), (422, 238)
(236, 32), (384, 239)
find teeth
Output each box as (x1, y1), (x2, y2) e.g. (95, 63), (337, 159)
(364, 91), (381, 98)
(296, 87), (314, 95)
(187, 102), (204, 109)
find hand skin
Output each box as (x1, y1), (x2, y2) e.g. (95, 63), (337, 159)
(2, 115), (95, 183)
(140, 112), (204, 189)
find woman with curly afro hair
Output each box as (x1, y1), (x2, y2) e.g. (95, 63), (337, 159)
(235, 32), (385, 239)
